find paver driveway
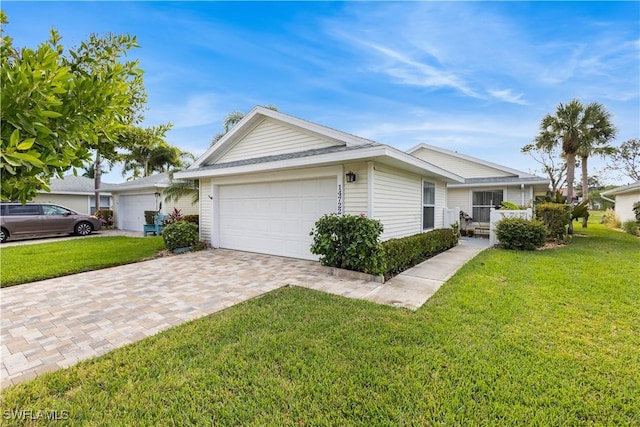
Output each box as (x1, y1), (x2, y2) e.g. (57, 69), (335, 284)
(1, 249), (381, 388)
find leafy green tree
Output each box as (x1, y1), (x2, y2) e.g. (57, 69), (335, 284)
(609, 138), (640, 181)
(531, 99), (616, 233)
(1, 12), (145, 203)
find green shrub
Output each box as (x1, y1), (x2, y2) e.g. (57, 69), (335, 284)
(536, 202), (571, 240)
(183, 214), (199, 225)
(495, 217), (547, 251)
(162, 221), (199, 252)
(633, 201), (640, 224)
(601, 208), (621, 228)
(622, 220), (639, 236)
(310, 214), (385, 276)
(382, 229), (458, 279)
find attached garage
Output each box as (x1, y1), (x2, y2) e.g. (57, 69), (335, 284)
(176, 106), (466, 261)
(217, 177), (337, 260)
(117, 193), (157, 231)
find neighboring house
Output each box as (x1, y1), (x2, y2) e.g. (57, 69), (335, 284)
(109, 173), (199, 232)
(33, 176), (113, 214)
(408, 144), (549, 226)
(601, 181), (640, 222)
(176, 106), (465, 260)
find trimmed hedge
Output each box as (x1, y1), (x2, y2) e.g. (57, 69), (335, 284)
(382, 229), (459, 279)
(495, 217), (547, 251)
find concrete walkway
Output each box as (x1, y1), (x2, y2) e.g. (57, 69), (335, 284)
(1, 239), (488, 388)
(365, 237), (489, 308)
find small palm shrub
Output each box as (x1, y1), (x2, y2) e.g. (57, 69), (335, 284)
(622, 220), (639, 236)
(601, 208), (621, 228)
(495, 217), (547, 250)
(162, 221), (199, 252)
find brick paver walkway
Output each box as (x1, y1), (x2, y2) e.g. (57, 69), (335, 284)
(1, 249), (380, 388)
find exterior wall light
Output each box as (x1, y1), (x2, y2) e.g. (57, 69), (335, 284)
(345, 171), (357, 183)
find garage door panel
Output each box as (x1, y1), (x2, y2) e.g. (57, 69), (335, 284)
(118, 194), (156, 231)
(219, 178), (336, 260)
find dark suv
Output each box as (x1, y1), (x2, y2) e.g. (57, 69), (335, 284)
(0, 203), (102, 243)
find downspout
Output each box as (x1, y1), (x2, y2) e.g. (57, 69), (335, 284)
(521, 183), (525, 206)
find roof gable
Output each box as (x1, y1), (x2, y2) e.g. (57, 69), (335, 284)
(408, 143), (535, 179)
(192, 106), (377, 168)
(216, 117), (343, 163)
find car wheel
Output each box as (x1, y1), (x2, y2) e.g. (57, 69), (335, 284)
(0, 228), (7, 243)
(75, 222), (93, 236)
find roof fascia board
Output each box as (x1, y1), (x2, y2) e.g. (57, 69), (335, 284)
(449, 180), (550, 188)
(109, 183), (168, 192)
(177, 145), (465, 183)
(601, 181), (640, 196)
(38, 191), (113, 196)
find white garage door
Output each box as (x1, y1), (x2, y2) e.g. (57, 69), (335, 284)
(118, 194), (157, 231)
(219, 178), (336, 260)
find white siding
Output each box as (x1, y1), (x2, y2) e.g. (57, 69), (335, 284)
(506, 186), (525, 207)
(343, 162), (369, 216)
(448, 188), (470, 215)
(373, 164), (422, 240)
(616, 191), (640, 222)
(163, 194), (199, 216)
(218, 119), (341, 163)
(32, 194), (90, 214)
(200, 179), (213, 243)
(412, 147), (513, 179)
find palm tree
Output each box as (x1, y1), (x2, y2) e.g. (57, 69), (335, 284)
(576, 102), (617, 227)
(533, 99), (615, 234)
(164, 172), (199, 205)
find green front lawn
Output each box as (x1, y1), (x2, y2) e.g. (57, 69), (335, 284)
(0, 237), (165, 288)
(1, 223), (639, 425)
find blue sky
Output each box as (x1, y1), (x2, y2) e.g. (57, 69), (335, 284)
(4, 1), (639, 185)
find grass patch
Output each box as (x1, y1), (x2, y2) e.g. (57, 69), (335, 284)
(1, 222), (639, 425)
(0, 237), (165, 288)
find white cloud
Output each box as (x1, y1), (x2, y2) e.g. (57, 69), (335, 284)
(488, 89), (528, 105)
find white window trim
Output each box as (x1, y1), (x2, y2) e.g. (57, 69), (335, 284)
(422, 180), (435, 231)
